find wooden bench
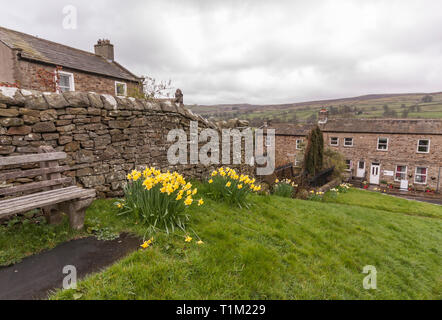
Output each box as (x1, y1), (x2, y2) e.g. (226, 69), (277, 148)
(0, 146), (96, 230)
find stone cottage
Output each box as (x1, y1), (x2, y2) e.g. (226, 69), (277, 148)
(0, 26), (143, 96)
(270, 110), (442, 191)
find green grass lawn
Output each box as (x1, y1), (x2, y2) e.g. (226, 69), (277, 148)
(2, 189), (441, 300)
(323, 189), (442, 219)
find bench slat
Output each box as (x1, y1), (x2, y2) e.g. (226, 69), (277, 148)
(0, 188), (96, 218)
(2, 188), (95, 211)
(0, 177), (72, 196)
(0, 186), (78, 206)
(0, 166), (70, 181)
(0, 152), (67, 166)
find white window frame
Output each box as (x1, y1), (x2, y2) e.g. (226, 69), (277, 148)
(265, 135), (272, 147)
(115, 81), (127, 96)
(56, 71), (75, 93)
(377, 137), (389, 151)
(414, 167), (428, 185)
(345, 159), (352, 171)
(296, 139), (303, 150)
(344, 137), (353, 147)
(330, 137), (339, 146)
(417, 139), (430, 154)
(394, 165), (407, 182)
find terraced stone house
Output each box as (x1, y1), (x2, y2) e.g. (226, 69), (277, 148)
(271, 109), (442, 192)
(0, 26), (142, 96)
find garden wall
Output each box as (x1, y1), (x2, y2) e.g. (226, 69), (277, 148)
(0, 87), (252, 198)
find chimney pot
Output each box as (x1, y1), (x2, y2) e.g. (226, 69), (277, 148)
(94, 39), (114, 61)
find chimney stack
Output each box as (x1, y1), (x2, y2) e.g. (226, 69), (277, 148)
(94, 39), (114, 61)
(318, 108), (329, 124)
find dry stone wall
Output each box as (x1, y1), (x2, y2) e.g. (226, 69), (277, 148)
(0, 87), (250, 198)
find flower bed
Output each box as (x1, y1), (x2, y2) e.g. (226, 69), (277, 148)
(116, 167), (203, 233)
(205, 167), (262, 208)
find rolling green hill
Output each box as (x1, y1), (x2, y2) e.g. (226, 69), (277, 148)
(188, 92), (442, 125)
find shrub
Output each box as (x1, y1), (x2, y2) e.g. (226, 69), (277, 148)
(205, 167), (262, 208)
(323, 148), (347, 179)
(272, 179), (297, 198)
(308, 190), (325, 201)
(116, 168), (204, 233)
(337, 183), (352, 193)
(304, 126), (324, 177)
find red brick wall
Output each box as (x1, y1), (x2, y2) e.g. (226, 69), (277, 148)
(16, 60), (141, 96)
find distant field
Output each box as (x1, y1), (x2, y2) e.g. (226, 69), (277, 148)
(188, 92), (442, 125)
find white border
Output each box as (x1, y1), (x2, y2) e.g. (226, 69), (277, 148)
(414, 166), (428, 185)
(377, 137), (389, 151)
(416, 139), (430, 154)
(344, 137), (353, 147)
(330, 137), (339, 146)
(115, 81), (127, 96)
(296, 139), (303, 150)
(394, 165), (407, 182)
(56, 71), (75, 93)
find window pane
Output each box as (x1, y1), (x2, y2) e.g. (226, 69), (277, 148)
(59, 75), (70, 88)
(116, 83), (126, 95)
(418, 140), (429, 152)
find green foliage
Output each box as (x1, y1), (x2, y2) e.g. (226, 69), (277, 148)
(86, 218), (119, 241)
(204, 167), (261, 209)
(323, 148), (346, 179)
(272, 179), (295, 198)
(303, 126), (324, 177)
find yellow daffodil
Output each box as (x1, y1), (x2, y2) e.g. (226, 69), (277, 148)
(275, 179), (280, 184)
(185, 236), (193, 243)
(226, 182), (232, 188)
(238, 184), (243, 190)
(208, 179), (213, 184)
(176, 194), (183, 201)
(192, 188), (198, 195)
(140, 241), (149, 249)
(212, 171), (218, 177)
(197, 240), (204, 245)
(184, 197), (193, 206)
(198, 199), (204, 206)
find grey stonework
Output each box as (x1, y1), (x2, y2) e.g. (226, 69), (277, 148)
(0, 88), (253, 198)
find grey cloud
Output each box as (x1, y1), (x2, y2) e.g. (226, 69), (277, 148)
(1, 0), (442, 105)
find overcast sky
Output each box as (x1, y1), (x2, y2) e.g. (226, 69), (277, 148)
(2, 0), (442, 105)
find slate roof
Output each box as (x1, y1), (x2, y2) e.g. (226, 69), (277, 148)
(269, 123), (313, 136)
(0, 26), (140, 82)
(321, 119), (442, 135)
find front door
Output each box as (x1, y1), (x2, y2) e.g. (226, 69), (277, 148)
(370, 163), (380, 185)
(357, 161), (365, 178)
